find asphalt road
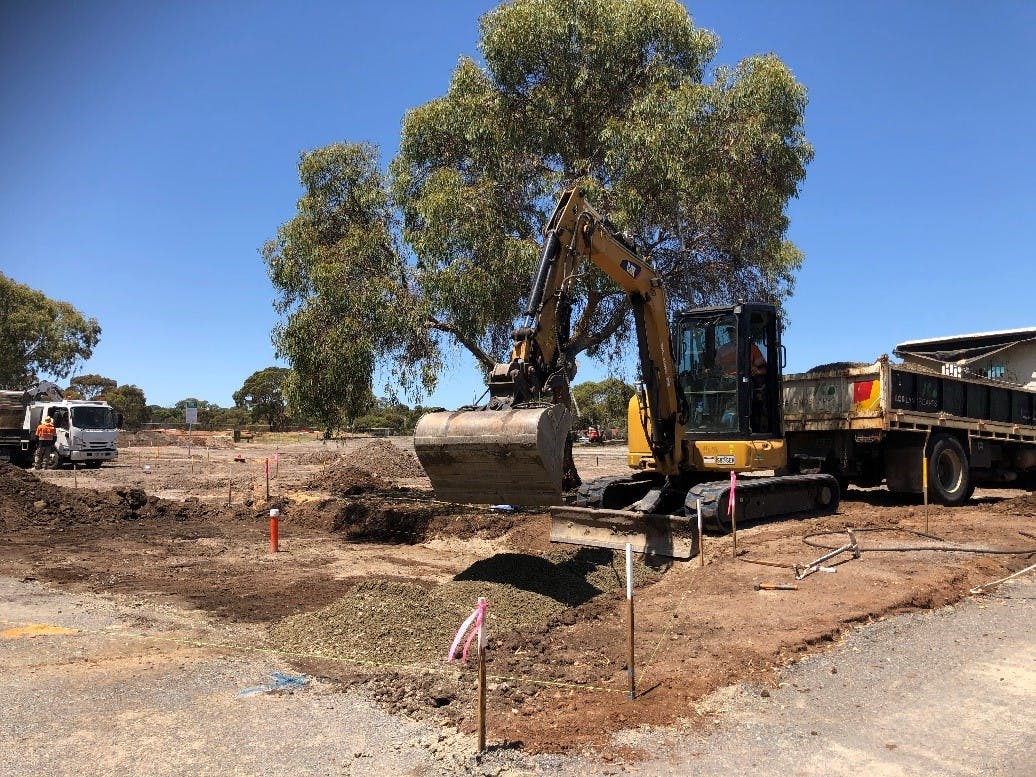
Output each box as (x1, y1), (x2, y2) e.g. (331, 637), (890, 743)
(1, 574), (1033, 776)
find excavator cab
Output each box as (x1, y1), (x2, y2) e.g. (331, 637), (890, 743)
(674, 304), (782, 439)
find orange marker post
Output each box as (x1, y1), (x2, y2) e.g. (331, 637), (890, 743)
(269, 508), (280, 554)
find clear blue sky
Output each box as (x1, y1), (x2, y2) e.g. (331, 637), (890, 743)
(2, 1), (1034, 410)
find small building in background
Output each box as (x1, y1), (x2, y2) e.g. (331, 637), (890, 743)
(894, 328), (1036, 388)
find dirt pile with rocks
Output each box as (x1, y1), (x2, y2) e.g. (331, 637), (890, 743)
(0, 462), (256, 530)
(307, 463), (392, 497)
(344, 439), (425, 480)
(989, 491), (1036, 517)
(293, 449), (342, 466)
(284, 496), (518, 543)
(305, 439), (425, 495)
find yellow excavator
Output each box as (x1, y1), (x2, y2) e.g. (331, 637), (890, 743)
(413, 189), (839, 558)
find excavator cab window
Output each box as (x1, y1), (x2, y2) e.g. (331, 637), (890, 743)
(677, 313), (740, 434)
(675, 305), (781, 438)
(747, 310), (778, 435)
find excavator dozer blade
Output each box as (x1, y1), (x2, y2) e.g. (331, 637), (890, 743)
(413, 405), (573, 506)
(550, 506), (696, 559)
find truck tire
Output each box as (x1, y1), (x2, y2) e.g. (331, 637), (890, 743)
(927, 434), (970, 505)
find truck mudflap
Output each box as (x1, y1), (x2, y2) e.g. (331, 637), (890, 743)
(549, 506), (696, 559)
(413, 404), (573, 506)
(688, 473), (840, 533)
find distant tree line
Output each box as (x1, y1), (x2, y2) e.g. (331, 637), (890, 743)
(64, 367), (628, 437)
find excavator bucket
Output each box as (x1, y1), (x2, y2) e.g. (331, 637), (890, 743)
(413, 405), (573, 506)
(550, 506), (696, 559)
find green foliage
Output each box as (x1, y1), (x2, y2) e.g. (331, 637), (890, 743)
(147, 398), (252, 430)
(105, 384), (148, 428)
(233, 366), (291, 430)
(265, 0), (811, 412)
(393, 0), (810, 360)
(0, 272), (101, 389)
(571, 378), (634, 431)
(263, 143), (439, 433)
(68, 374), (117, 400)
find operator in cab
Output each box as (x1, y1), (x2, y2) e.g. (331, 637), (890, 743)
(716, 325), (767, 377)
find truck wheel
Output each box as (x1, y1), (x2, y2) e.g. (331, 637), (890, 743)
(927, 434), (970, 505)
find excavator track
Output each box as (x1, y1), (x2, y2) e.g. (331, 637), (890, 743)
(552, 472), (838, 557)
(573, 474), (659, 509)
(687, 473), (840, 533)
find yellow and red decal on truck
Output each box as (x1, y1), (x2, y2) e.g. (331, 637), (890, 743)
(852, 379), (880, 412)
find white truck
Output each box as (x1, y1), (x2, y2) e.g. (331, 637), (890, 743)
(0, 382), (120, 468)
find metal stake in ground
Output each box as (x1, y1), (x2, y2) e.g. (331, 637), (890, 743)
(729, 471), (738, 557)
(264, 458), (270, 501)
(477, 600), (487, 753)
(697, 498), (704, 568)
(922, 454), (930, 533)
(626, 542), (635, 700)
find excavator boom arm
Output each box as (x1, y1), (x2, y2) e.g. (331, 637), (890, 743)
(513, 189), (683, 470)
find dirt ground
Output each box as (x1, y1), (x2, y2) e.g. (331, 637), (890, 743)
(2, 436), (1034, 756)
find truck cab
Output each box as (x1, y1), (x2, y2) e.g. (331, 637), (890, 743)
(30, 400), (120, 467)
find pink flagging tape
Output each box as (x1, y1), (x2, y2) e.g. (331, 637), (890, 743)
(729, 471), (737, 516)
(447, 597), (487, 663)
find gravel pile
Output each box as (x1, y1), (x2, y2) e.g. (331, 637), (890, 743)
(268, 549), (660, 665)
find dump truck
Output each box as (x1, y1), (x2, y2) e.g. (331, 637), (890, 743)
(783, 356), (1036, 503)
(0, 382), (121, 468)
(414, 189), (839, 557)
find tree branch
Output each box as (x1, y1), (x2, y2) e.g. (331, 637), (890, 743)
(425, 316), (498, 369)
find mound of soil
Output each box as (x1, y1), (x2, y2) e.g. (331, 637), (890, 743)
(0, 462), (256, 530)
(344, 439), (425, 480)
(307, 462), (392, 496)
(293, 449), (342, 465)
(989, 491), (1036, 516)
(305, 439), (424, 494)
(285, 496), (518, 543)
